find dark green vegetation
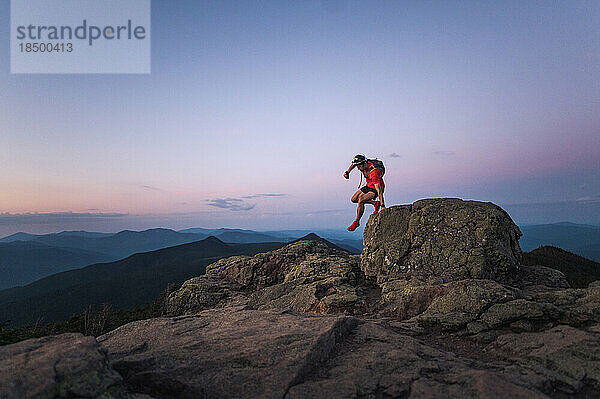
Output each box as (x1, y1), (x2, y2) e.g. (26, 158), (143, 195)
(0, 285), (176, 347)
(0, 237), (285, 327)
(0, 241), (112, 290)
(523, 245), (600, 288)
(520, 222), (600, 262)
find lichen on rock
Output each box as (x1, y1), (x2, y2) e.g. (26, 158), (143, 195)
(362, 198), (523, 285)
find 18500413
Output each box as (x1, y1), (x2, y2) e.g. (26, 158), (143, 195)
(19, 42), (72, 52)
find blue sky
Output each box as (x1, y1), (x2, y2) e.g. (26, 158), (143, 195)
(1, 0), (599, 236)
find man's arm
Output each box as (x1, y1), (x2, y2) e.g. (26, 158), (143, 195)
(343, 163), (356, 179)
(374, 182), (385, 207)
(371, 169), (385, 207)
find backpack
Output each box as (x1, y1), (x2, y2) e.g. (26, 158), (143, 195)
(356, 157), (386, 188)
(367, 158), (385, 177)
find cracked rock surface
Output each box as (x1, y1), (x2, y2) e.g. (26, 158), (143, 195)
(98, 307), (358, 399)
(99, 308), (599, 398)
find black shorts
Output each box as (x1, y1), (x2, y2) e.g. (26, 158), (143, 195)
(360, 186), (378, 197)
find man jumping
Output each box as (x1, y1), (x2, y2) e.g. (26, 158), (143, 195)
(343, 154), (386, 231)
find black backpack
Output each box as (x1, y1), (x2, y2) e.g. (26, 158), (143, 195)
(367, 158), (385, 177)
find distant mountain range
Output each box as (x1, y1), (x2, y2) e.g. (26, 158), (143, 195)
(3, 221), (595, 293)
(0, 229), (208, 290)
(0, 228), (363, 290)
(0, 231), (113, 243)
(0, 229), (207, 259)
(0, 237), (287, 327)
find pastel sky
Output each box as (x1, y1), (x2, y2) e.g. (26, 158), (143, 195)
(1, 0), (599, 236)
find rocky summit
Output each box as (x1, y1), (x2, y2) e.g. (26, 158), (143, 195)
(362, 198), (523, 285)
(2, 198), (599, 398)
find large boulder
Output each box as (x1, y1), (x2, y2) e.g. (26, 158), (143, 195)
(362, 198), (523, 285)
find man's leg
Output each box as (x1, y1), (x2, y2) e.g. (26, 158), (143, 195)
(364, 187), (383, 213)
(355, 191), (377, 222)
(370, 187), (383, 214)
(348, 189), (377, 231)
(352, 189), (377, 206)
(351, 190), (362, 204)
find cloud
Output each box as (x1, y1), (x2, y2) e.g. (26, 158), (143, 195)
(0, 212), (128, 225)
(140, 185), (163, 191)
(205, 198), (256, 211)
(433, 150), (455, 156)
(388, 153), (401, 158)
(206, 194), (285, 211)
